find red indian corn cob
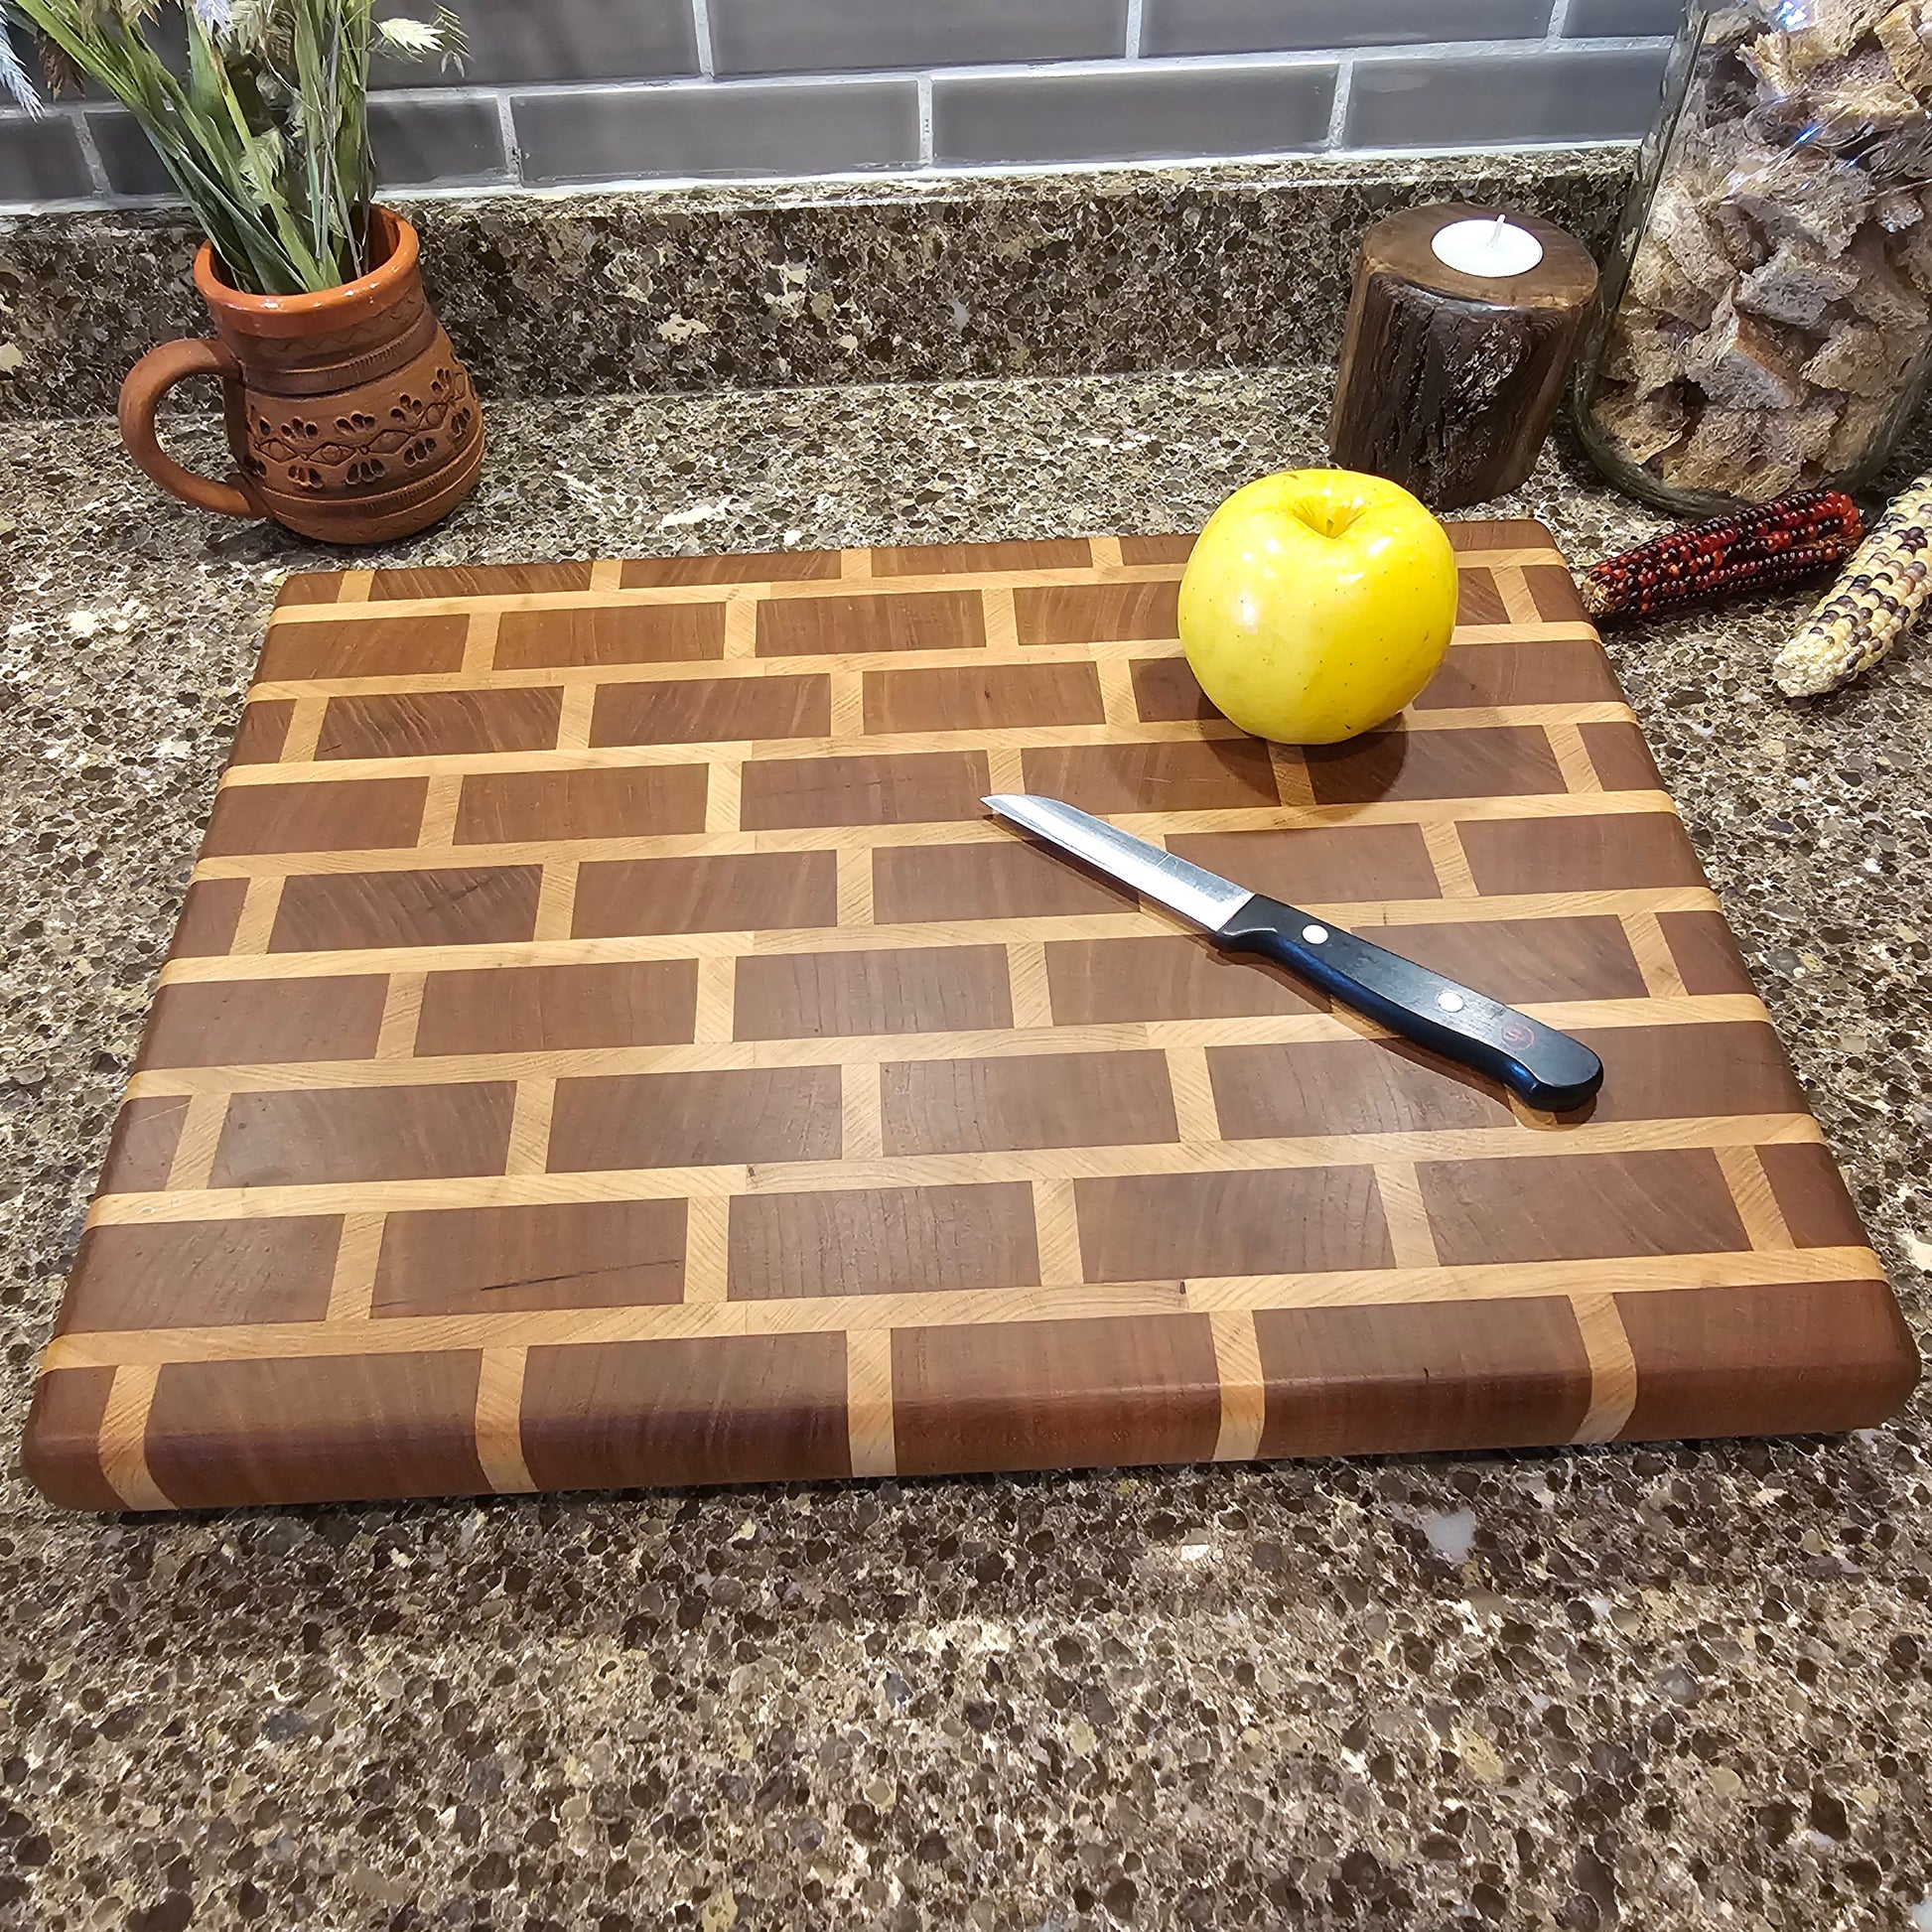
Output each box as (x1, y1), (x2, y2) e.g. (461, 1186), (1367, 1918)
(1578, 488), (1863, 621)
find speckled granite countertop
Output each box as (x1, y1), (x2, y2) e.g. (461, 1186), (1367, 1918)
(5, 372), (1932, 1931)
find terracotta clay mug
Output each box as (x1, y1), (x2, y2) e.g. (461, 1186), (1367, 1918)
(118, 207), (483, 544)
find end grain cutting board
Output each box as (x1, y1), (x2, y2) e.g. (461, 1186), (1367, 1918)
(24, 521), (1919, 1510)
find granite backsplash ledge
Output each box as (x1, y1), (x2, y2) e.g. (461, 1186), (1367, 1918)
(0, 148), (1634, 419)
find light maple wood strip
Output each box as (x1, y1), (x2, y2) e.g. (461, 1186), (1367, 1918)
(335, 569), (374, 603)
(326, 1210), (387, 1321)
(1088, 536), (1125, 569)
(85, 1114), (1832, 1230)
(97, 1364), (173, 1509)
(554, 683), (596, 753)
(1570, 1293), (1639, 1443)
(531, 859), (579, 943)
(682, 1194), (732, 1303)
(1622, 909), (1690, 1000)
(1374, 1165), (1441, 1269)
(163, 1091), (228, 1191)
(462, 610), (499, 676)
(723, 593), (759, 659)
(475, 1347), (536, 1492)
(1547, 721), (1602, 794)
(693, 955), (736, 1044)
(589, 560), (623, 592)
(1493, 564), (1542, 626)
(1713, 1144), (1797, 1251)
(1452, 545), (1569, 567)
(187, 791), (1690, 882)
(707, 760), (741, 835)
(845, 1328), (897, 1478)
(1422, 821), (1479, 898)
(155, 891), (1728, 987)
(217, 703), (1646, 790)
(504, 1079), (555, 1176)
(1167, 1044), (1221, 1143)
(227, 875), (285, 954)
(120, 991), (1771, 1100)
(42, 1248), (1882, 1370)
(836, 847), (875, 927)
(1095, 657), (1141, 727)
(1032, 1177), (1084, 1285)
(842, 1062), (883, 1159)
(1005, 939), (1055, 1029)
(1270, 743), (1315, 809)
(981, 586), (1019, 653)
(376, 972), (426, 1058)
(984, 745), (1025, 795)
(277, 695), (326, 765)
(417, 773), (464, 847)
(828, 669), (866, 741)
(265, 560), (1187, 626)
(1209, 1310), (1267, 1462)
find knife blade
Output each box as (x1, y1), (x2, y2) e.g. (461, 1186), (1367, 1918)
(984, 792), (1604, 1112)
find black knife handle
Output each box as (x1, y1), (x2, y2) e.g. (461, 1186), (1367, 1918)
(1217, 896), (1604, 1112)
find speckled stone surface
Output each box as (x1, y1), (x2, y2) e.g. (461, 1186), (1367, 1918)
(0, 150), (1632, 419)
(5, 370), (1932, 1931)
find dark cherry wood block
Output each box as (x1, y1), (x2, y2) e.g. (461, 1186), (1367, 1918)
(573, 851), (838, 936)
(1075, 1167), (1393, 1281)
(495, 603), (723, 668)
(374, 1200), (686, 1314)
(210, 1082), (518, 1187)
(1256, 1299), (1592, 1454)
(415, 960), (699, 1054)
(893, 1314), (1220, 1475)
(521, 1334), (852, 1487)
(547, 1067), (842, 1171)
(272, 866), (543, 951)
(60, 1217), (341, 1332)
(319, 688), (562, 759)
(735, 945), (1013, 1038)
(729, 1183), (1039, 1300)
(26, 522), (1912, 1511)
(145, 1353), (487, 1506)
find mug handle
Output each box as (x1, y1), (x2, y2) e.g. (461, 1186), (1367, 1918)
(118, 337), (266, 519)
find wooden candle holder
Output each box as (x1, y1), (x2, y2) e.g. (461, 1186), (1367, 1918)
(1330, 203), (1598, 512)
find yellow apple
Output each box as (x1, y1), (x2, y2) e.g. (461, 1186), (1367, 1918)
(1177, 468), (1458, 745)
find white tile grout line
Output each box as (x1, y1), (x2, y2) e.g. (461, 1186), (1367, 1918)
(690, 0), (716, 79)
(916, 73), (934, 167)
(1321, 58), (1353, 150)
(68, 107), (113, 199)
(1124, 0), (1145, 61)
(1545, 0), (1576, 38)
(492, 90), (522, 189)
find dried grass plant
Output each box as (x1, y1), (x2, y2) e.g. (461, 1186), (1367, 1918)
(1, 1), (464, 295)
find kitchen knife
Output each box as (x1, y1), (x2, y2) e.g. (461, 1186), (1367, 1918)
(983, 792), (1604, 1112)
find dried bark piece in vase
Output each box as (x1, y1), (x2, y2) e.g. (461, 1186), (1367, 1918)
(1329, 204), (1599, 512)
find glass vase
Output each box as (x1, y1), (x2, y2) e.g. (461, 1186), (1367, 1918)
(1575, 0), (1932, 514)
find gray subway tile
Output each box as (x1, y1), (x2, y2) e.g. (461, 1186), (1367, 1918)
(1344, 46), (1671, 147)
(368, 94), (510, 188)
(511, 78), (921, 184)
(709, 0), (1127, 76)
(1144, 0), (1551, 57)
(0, 113), (92, 201)
(373, 0), (698, 87)
(932, 62), (1335, 165)
(1562, 0), (1688, 34)
(88, 109), (176, 198)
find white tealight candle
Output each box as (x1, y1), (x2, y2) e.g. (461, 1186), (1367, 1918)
(1430, 213), (1546, 279)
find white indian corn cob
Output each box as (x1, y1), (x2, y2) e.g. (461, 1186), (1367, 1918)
(1775, 475), (1932, 697)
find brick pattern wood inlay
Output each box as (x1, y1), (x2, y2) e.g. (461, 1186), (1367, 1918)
(20, 522), (1915, 1512)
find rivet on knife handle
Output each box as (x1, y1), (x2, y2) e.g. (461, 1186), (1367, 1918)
(1216, 896), (1604, 1111)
